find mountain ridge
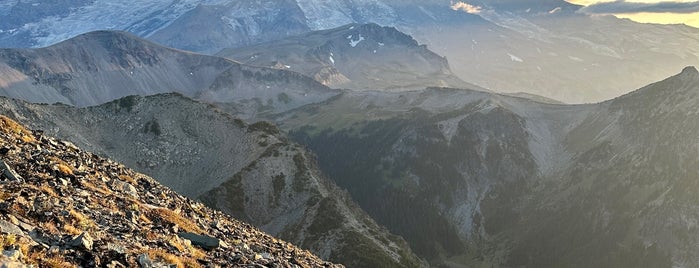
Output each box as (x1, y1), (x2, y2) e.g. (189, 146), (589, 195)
(0, 93), (424, 268)
(282, 67), (699, 266)
(218, 23), (479, 91)
(0, 30), (340, 119)
(0, 114), (342, 267)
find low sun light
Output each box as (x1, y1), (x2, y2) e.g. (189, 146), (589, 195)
(565, 0), (699, 28)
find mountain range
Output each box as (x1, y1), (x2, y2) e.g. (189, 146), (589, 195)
(0, 30), (339, 120)
(1, 2), (699, 267)
(218, 23), (474, 91)
(2, 0), (699, 103)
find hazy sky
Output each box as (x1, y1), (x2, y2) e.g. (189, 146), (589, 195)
(566, 0), (699, 28)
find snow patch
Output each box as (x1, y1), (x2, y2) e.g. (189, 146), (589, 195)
(329, 55), (335, 65)
(349, 34), (364, 47)
(568, 56), (584, 62)
(508, 53), (523, 62)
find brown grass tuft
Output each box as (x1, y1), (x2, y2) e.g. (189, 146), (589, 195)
(119, 174), (137, 184)
(68, 209), (94, 231)
(49, 157), (75, 176)
(39, 185), (58, 197)
(41, 221), (60, 235)
(39, 254), (76, 268)
(150, 208), (202, 233)
(0, 115), (36, 143)
(62, 224), (81, 236)
(146, 249), (201, 268)
(80, 180), (113, 196)
(0, 189), (11, 201)
(56, 164), (74, 175)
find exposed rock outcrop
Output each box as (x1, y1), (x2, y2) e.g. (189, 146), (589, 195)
(0, 115), (340, 267)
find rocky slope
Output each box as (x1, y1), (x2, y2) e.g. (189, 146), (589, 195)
(218, 23), (475, 91)
(281, 67), (699, 267)
(0, 30), (338, 119)
(0, 94), (423, 268)
(0, 114), (340, 267)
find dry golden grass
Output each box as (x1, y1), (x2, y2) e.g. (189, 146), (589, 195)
(10, 203), (27, 217)
(168, 235), (186, 252)
(1, 233), (16, 248)
(146, 249), (201, 268)
(189, 246), (207, 260)
(80, 180), (113, 196)
(40, 221), (60, 235)
(144, 231), (159, 241)
(150, 208), (202, 233)
(49, 156), (75, 176)
(139, 213), (153, 224)
(167, 235), (207, 260)
(119, 174), (137, 184)
(63, 224), (82, 236)
(56, 163), (74, 176)
(18, 239), (31, 259)
(39, 184), (58, 197)
(0, 189), (11, 201)
(39, 255), (76, 268)
(0, 115), (36, 143)
(68, 209), (94, 231)
(20, 135), (34, 143)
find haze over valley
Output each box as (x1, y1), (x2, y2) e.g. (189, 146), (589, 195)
(0, 1), (698, 267)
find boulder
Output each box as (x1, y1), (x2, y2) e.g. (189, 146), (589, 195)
(0, 161), (22, 182)
(70, 232), (94, 250)
(178, 232), (221, 250)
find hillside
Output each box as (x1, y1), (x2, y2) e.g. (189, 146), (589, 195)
(0, 115), (339, 267)
(0, 94), (423, 268)
(281, 67), (699, 266)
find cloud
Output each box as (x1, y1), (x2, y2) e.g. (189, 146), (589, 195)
(580, 0), (699, 14)
(450, 1), (483, 14)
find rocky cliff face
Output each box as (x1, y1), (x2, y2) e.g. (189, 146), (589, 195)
(0, 114), (340, 267)
(0, 94), (423, 268)
(219, 23), (476, 91)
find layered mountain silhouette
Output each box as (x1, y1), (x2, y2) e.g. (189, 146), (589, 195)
(0, 30), (338, 119)
(3, 1), (699, 103)
(2, 2), (699, 267)
(219, 23), (476, 91)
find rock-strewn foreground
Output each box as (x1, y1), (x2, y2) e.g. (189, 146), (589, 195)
(0, 115), (341, 267)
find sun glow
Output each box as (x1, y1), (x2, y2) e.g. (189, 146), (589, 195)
(614, 12), (699, 28)
(566, 0), (699, 28)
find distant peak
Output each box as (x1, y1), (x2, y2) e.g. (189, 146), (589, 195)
(74, 30), (139, 41)
(681, 66), (698, 75)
